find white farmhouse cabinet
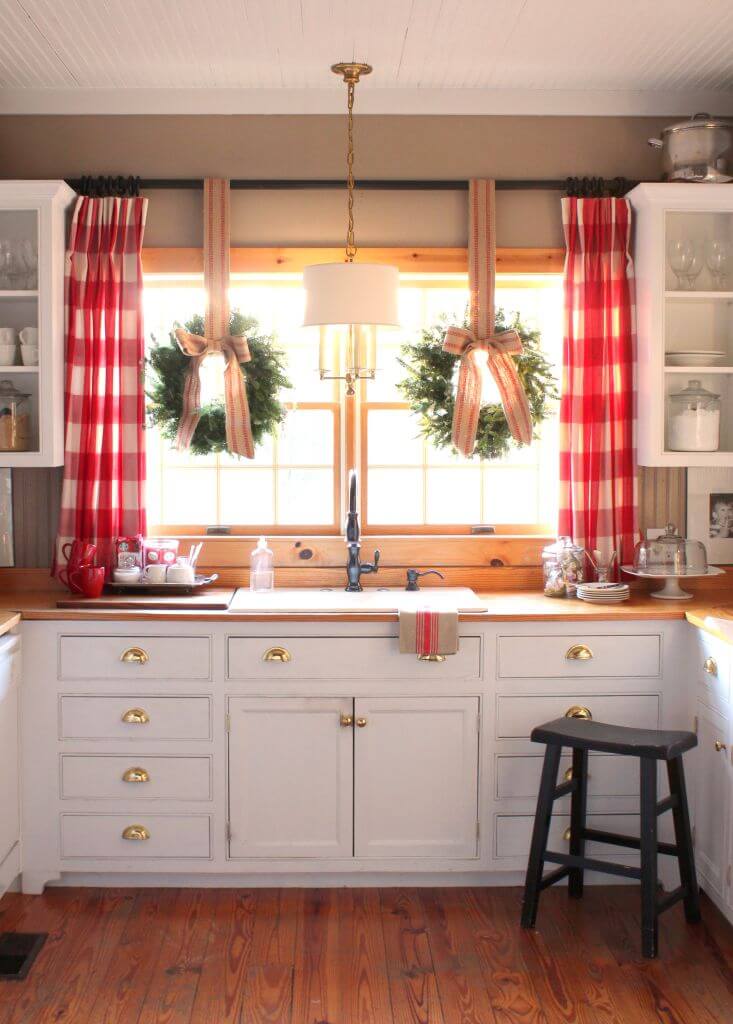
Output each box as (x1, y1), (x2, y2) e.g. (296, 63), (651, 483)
(692, 699), (731, 902)
(0, 181), (75, 467)
(629, 183), (733, 467)
(0, 634), (21, 896)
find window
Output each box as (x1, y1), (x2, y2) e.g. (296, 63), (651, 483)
(143, 257), (561, 535)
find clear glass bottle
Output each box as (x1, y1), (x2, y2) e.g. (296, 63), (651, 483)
(0, 379), (31, 452)
(542, 536), (585, 598)
(668, 379), (720, 452)
(250, 536), (274, 592)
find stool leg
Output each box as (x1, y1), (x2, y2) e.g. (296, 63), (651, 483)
(521, 743), (562, 929)
(568, 747), (588, 899)
(640, 757), (659, 958)
(667, 756), (701, 924)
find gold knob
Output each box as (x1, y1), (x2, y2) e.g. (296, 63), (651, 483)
(566, 644), (593, 661)
(564, 767), (574, 782)
(417, 654), (446, 663)
(565, 705), (592, 720)
(122, 707), (149, 725)
(356, 717), (368, 728)
(714, 740), (727, 753)
(340, 714), (354, 727)
(262, 646), (291, 663)
(120, 646), (149, 665)
(122, 767), (150, 784)
(563, 827), (572, 842)
(122, 825), (150, 841)
(704, 657), (718, 677)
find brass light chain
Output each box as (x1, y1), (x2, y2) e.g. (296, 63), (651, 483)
(345, 78), (356, 262)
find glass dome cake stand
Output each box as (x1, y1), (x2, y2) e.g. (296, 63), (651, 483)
(621, 565), (725, 600)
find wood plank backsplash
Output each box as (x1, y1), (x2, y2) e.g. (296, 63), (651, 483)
(638, 466), (686, 536)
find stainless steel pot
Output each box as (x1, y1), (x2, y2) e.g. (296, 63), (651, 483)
(648, 113), (733, 182)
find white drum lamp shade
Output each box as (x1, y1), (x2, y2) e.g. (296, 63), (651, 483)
(303, 263), (400, 327)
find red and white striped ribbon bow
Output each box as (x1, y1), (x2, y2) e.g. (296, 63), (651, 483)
(175, 178), (255, 459)
(443, 179), (532, 458)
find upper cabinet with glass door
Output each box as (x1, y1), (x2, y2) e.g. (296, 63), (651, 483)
(0, 181), (75, 467)
(630, 183), (733, 466)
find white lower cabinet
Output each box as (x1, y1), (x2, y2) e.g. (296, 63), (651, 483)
(227, 695), (480, 860)
(693, 698), (732, 902)
(0, 635), (20, 890)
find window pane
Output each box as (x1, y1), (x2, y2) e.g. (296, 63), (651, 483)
(277, 409), (333, 465)
(220, 468), (274, 524)
(368, 469), (423, 524)
(367, 409), (423, 466)
(161, 468), (217, 524)
(483, 468), (539, 524)
(426, 469), (481, 524)
(277, 469), (333, 525)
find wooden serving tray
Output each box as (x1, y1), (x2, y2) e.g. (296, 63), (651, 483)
(56, 584), (234, 611)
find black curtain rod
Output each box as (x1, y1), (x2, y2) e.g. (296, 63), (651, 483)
(66, 177), (641, 193)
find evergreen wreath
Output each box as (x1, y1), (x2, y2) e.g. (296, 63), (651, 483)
(397, 308), (558, 461)
(146, 310), (291, 456)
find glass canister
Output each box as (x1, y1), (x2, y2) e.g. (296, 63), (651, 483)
(0, 379), (31, 452)
(633, 523), (688, 574)
(542, 536), (585, 598)
(668, 379), (720, 452)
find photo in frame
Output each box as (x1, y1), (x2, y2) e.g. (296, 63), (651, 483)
(687, 467), (733, 565)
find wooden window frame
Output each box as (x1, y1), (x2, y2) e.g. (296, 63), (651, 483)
(143, 246), (563, 542)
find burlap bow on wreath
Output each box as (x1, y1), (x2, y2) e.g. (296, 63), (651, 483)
(444, 180), (532, 458)
(174, 178), (255, 459)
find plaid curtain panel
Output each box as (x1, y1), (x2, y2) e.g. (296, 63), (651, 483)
(558, 196), (639, 566)
(54, 196), (148, 574)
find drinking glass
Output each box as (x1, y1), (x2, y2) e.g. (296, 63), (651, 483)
(668, 240), (703, 290)
(705, 239), (731, 290)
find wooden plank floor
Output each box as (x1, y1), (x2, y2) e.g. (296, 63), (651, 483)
(1, 886), (732, 1023)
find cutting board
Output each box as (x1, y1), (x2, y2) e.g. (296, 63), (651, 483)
(56, 587), (235, 611)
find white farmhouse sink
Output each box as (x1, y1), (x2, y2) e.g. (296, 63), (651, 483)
(229, 586), (488, 614)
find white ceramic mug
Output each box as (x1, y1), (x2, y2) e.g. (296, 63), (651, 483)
(0, 328), (16, 346)
(20, 345), (38, 366)
(166, 561), (195, 585)
(0, 344), (15, 366)
(19, 327), (38, 347)
(112, 566), (141, 584)
(142, 563), (167, 584)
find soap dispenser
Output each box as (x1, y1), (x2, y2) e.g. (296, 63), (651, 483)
(250, 536), (274, 592)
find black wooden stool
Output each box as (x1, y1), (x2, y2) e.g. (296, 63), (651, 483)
(520, 716), (701, 958)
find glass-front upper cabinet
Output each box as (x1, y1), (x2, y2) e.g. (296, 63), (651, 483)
(0, 181), (75, 466)
(630, 183), (733, 467)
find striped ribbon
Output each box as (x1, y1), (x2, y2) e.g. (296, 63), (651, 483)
(175, 178), (254, 458)
(443, 179), (533, 458)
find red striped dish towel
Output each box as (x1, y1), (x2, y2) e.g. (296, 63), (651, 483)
(399, 608), (459, 656)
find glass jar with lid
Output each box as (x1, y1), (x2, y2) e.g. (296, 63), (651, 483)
(0, 379), (31, 452)
(542, 536), (585, 598)
(668, 379), (720, 452)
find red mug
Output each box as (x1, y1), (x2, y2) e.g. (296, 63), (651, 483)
(69, 564), (106, 599)
(59, 540), (97, 593)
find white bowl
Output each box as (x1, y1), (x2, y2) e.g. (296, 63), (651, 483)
(20, 344), (38, 366)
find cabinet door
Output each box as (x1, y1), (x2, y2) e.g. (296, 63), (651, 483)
(354, 697), (479, 859)
(693, 700), (731, 901)
(228, 697), (353, 859)
(0, 638), (20, 865)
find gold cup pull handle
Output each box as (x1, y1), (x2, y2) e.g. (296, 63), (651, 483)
(565, 705), (593, 720)
(563, 827), (572, 842)
(122, 707), (150, 725)
(122, 767), (150, 784)
(120, 646), (149, 665)
(566, 644), (593, 661)
(564, 767), (574, 782)
(340, 714), (354, 728)
(356, 717), (368, 728)
(262, 646), (291, 663)
(704, 657), (718, 677)
(714, 739), (728, 753)
(122, 825), (150, 841)
(417, 653), (446, 663)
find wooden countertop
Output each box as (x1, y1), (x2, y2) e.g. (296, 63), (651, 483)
(0, 611), (21, 635)
(0, 584), (728, 624)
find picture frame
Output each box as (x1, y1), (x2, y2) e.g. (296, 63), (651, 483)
(687, 467), (733, 565)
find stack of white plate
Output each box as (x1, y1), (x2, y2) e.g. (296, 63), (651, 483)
(577, 582), (630, 603)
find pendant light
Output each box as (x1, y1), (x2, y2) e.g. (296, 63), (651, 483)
(303, 62), (400, 395)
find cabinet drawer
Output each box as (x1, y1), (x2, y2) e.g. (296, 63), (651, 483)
(694, 632), (730, 711)
(59, 696), (212, 741)
(60, 755), (212, 801)
(60, 814), (211, 859)
(496, 813), (640, 860)
(227, 635), (481, 681)
(497, 634), (660, 678)
(496, 752), (638, 801)
(58, 635), (211, 681)
(496, 693), (659, 739)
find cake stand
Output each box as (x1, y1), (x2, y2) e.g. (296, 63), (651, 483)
(621, 565), (725, 600)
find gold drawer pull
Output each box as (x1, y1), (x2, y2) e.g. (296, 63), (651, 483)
(704, 657), (718, 677)
(122, 825), (150, 841)
(262, 646), (291, 663)
(356, 717), (368, 728)
(340, 714), (354, 728)
(563, 827), (572, 842)
(122, 767), (150, 784)
(565, 705), (593, 720)
(714, 740), (728, 753)
(564, 767), (574, 782)
(122, 707), (149, 725)
(417, 653), (446, 663)
(566, 644), (593, 661)
(120, 646), (149, 665)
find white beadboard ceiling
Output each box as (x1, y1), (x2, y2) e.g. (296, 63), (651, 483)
(1, 0), (732, 115)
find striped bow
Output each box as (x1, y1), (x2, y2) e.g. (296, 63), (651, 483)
(443, 324), (533, 458)
(174, 329), (255, 459)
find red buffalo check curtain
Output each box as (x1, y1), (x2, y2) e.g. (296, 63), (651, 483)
(54, 195), (148, 575)
(558, 197), (638, 565)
